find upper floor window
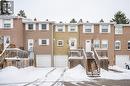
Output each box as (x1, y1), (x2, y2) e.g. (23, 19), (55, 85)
(39, 39), (49, 45)
(55, 25), (65, 32)
(41, 24), (46, 29)
(128, 41), (130, 50)
(3, 19), (12, 28)
(83, 25), (94, 33)
(100, 24), (110, 33)
(57, 40), (64, 46)
(28, 24), (33, 30)
(39, 23), (49, 30)
(101, 40), (108, 49)
(115, 26), (123, 34)
(94, 40), (100, 49)
(68, 25), (77, 32)
(26, 23), (36, 30)
(115, 40), (121, 50)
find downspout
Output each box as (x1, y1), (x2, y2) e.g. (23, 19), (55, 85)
(51, 23), (54, 67)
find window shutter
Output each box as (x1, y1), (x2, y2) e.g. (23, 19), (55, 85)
(10, 19), (13, 28)
(47, 39), (49, 45)
(46, 24), (49, 30)
(91, 25), (94, 33)
(25, 24), (28, 30)
(83, 25), (85, 33)
(68, 26), (70, 32)
(0, 19), (3, 28)
(33, 24), (36, 30)
(108, 25), (111, 33)
(63, 25), (65, 32)
(99, 25), (102, 33)
(39, 39), (41, 45)
(55, 26), (58, 32)
(75, 25), (78, 32)
(39, 24), (41, 30)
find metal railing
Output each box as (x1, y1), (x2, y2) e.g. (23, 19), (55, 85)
(0, 44), (10, 68)
(93, 48), (100, 75)
(96, 50), (108, 57)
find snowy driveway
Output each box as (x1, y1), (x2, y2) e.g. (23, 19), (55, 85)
(0, 65), (130, 86)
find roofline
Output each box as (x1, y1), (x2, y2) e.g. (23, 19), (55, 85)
(116, 24), (130, 26)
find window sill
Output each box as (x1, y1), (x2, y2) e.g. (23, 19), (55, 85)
(57, 45), (63, 47)
(39, 29), (48, 31)
(100, 32), (110, 33)
(39, 44), (48, 46)
(100, 48), (108, 50)
(0, 28), (12, 30)
(68, 31), (78, 32)
(55, 31), (65, 32)
(26, 30), (36, 31)
(83, 32), (94, 33)
(115, 49), (121, 51)
(115, 33), (123, 35)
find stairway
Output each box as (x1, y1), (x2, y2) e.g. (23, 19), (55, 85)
(68, 49), (100, 76)
(85, 51), (100, 77)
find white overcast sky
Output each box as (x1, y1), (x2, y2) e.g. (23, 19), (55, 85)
(13, 0), (130, 22)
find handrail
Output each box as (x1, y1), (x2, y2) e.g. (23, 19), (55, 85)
(82, 49), (88, 74)
(0, 44), (10, 57)
(0, 44), (10, 64)
(93, 48), (100, 74)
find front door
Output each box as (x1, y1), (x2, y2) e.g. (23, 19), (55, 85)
(69, 38), (77, 50)
(28, 39), (34, 51)
(85, 40), (91, 52)
(4, 36), (10, 49)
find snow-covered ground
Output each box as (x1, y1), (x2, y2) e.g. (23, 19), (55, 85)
(0, 65), (130, 86)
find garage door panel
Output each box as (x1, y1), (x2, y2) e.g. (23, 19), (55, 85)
(116, 55), (130, 68)
(54, 55), (68, 67)
(36, 55), (51, 67)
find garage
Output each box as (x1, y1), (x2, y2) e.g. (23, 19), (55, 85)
(116, 55), (130, 68)
(54, 55), (68, 67)
(36, 55), (51, 67)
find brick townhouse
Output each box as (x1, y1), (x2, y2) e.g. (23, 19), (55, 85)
(0, 15), (130, 68)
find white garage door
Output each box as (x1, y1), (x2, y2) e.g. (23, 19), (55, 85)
(36, 55), (51, 67)
(116, 55), (130, 68)
(54, 55), (68, 67)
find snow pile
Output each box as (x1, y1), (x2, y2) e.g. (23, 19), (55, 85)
(109, 66), (129, 72)
(0, 65), (130, 85)
(63, 65), (90, 81)
(99, 66), (130, 80)
(0, 66), (54, 84)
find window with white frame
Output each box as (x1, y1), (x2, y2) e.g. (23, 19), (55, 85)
(56, 25), (65, 32)
(3, 19), (12, 28)
(128, 41), (130, 50)
(57, 40), (64, 46)
(28, 24), (34, 30)
(115, 40), (121, 50)
(41, 24), (47, 30)
(39, 23), (49, 30)
(115, 27), (123, 34)
(94, 40), (100, 48)
(68, 25), (77, 32)
(39, 39), (49, 45)
(83, 25), (94, 33)
(101, 40), (108, 49)
(100, 24), (110, 33)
